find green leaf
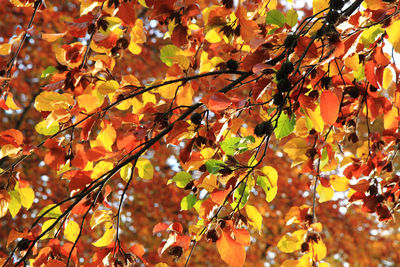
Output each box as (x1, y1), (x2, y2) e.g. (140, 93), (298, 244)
(172, 171), (192, 188)
(180, 194), (197, 210)
(274, 113), (295, 139)
(266, 10), (286, 27)
(220, 137), (241, 156)
(40, 66), (57, 79)
(38, 204), (62, 218)
(205, 159), (225, 174)
(35, 120), (60, 136)
(232, 182), (250, 209)
(286, 9), (298, 27)
(220, 136), (254, 156)
(8, 190), (21, 218)
(160, 45), (180, 67)
(361, 24), (384, 47)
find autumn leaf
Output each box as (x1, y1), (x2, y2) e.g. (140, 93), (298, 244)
(216, 231), (246, 267)
(320, 91), (339, 125)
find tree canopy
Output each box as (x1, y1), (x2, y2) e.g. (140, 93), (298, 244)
(1, 0), (400, 266)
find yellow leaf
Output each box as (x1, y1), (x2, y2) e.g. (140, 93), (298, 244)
(65, 220), (80, 242)
(330, 175), (349, 192)
(245, 205), (262, 231)
(120, 163), (133, 182)
(382, 67), (393, 89)
(295, 117), (310, 137)
(136, 158), (154, 180)
(129, 19), (146, 55)
(155, 264), (169, 267)
(77, 94), (102, 113)
(310, 239), (327, 261)
(5, 93), (21, 110)
(318, 263), (331, 267)
(356, 140), (369, 160)
(387, 20), (400, 53)
(16, 183), (34, 210)
(384, 108), (398, 130)
(8, 190), (21, 218)
(205, 28), (222, 43)
(96, 124), (116, 151)
(198, 174), (218, 192)
(157, 77), (179, 99)
(0, 43), (11, 55)
(41, 219), (58, 239)
(92, 161), (114, 179)
(142, 92), (156, 105)
(283, 138), (309, 166)
(277, 230), (306, 253)
(261, 166), (278, 187)
(92, 223), (116, 247)
(313, 0), (329, 16)
(35, 92), (74, 112)
(305, 106), (324, 132)
(97, 80), (120, 95)
(0, 144), (22, 159)
(316, 184), (333, 203)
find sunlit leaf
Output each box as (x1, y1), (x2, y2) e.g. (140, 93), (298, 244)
(180, 194), (197, 210)
(171, 171), (192, 188)
(277, 230), (307, 253)
(92, 223), (116, 247)
(136, 158), (154, 180)
(320, 91), (339, 125)
(245, 204), (262, 231)
(65, 220), (80, 242)
(35, 120), (60, 136)
(265, 10), (286, 27)
(274, 113), (295, 139)
(216, 231), (246, 267)
(316, 184), (334, 203)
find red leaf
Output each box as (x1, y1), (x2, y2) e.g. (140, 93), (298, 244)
(377, 205), (392, 222)
(365, 60), (379, 88)
(208, 93), (231, 112)
(117, 2), (136, 27)
(166, 121), (189, 143)
(295, 36), (318, 59)
(349, 179), (370, 193)
(320, 90), (339, 125)
(171, 25), (188, 47)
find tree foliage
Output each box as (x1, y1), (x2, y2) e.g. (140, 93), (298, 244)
(1, 0), (400, 266)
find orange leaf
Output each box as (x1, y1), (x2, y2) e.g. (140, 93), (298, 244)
(208, 93), (231, 112)
(216, 231), (246, 267)
(210, 187), (231, 205)
(320, 90), (339, 125)
(41, 32), (67, 42)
